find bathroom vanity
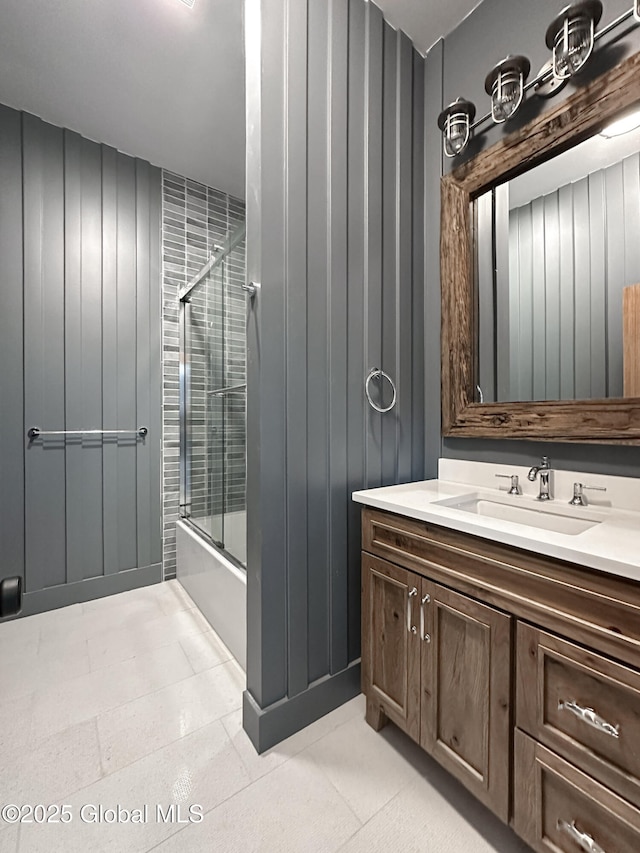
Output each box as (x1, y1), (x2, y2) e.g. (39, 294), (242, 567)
(354, 461), (640, 853)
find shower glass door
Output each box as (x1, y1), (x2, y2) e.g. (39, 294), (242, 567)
(179, 222), (246, 566)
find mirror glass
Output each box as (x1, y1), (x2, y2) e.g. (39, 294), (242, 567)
(475, 113), (640, 404)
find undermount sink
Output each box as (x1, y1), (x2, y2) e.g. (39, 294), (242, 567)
(434, 493), (604, 536)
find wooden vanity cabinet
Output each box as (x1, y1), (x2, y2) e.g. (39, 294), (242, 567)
(362, 551), (512, 821)
(361, 506), (640, 850)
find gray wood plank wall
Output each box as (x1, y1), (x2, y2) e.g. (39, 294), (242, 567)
(0, 106), (162, 613)
(244, 0), (426, 751)
(504, 154), (640, 402)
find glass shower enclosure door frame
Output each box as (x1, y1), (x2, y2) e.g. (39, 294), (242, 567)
(178, 221), (246, 566)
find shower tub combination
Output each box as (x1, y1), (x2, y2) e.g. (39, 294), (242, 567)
(176, 223), (247, 669)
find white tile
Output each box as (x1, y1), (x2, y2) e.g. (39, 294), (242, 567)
(40, 599), (166, 650)
(0, 823), (18, 853)
(0, 639), (90, 702)
(222, 695), (365, 784)
(0, 611), (40, 643)
(0, 620), (40, 663)
(23, 605), (86, 645)
(155, 581), (195, 617)
(87, 608), (211, 670)
(18, 719), (250, 853)
(0, 693), (35, 761)
(97, 660), (244, 774)
(305, 714), (419, 823)
(338, 740), (530, 853)
(31, 643), (194, 741)
(152, 753), (362, 853)
(81, 585), (161, 614)
(178, 630), (231, 674)
(0, 719), (102, 805)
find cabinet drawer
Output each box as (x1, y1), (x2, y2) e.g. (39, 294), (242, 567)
(514, 730), (640, 853)
(517, 622), (640, 809)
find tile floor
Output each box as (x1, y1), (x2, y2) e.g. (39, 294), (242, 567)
(0, 582), (530, 852)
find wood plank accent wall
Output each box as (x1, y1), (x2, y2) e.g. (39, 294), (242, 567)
(503, 156), (640, 403)
(0, 105), (162, 612)
(244, 0), (426, 750)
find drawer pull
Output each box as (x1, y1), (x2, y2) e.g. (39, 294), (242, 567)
(407, 587), (418, 634)
(558, 700), (620, 739)
(557, 820), (606, 853)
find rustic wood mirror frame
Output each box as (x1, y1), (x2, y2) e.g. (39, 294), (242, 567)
(441, 51), (640, 443)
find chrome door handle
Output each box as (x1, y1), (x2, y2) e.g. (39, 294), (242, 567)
(407, 587), (418, 634)
(420, 594), (431, 642)
(557, 820), (606, 853)
(558, 700), (620, 739)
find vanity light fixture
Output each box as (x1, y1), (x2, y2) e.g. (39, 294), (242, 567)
(437, 98), (476, 158)
(436, 2), (639, 156)
(545, 1), (603, 80)
(484, 55), (531, 123)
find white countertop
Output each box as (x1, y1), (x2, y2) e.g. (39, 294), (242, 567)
(352, 459), (640, 584)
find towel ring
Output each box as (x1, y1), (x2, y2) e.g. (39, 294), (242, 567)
(365, 368), (397, 413)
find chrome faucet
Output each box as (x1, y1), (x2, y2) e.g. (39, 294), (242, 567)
(528, 456), (552, 501)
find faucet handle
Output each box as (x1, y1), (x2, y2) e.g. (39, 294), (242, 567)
(569, 482), (607, 506)
(495, 473), (521, 495)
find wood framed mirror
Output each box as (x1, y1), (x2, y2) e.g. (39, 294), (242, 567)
(441, 51), (640, 443)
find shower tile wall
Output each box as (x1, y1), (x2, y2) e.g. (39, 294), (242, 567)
(162, 171), (245, 579)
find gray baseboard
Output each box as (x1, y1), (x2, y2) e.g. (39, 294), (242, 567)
(243, 660), (361, 754)
(19, 562), (163, 617)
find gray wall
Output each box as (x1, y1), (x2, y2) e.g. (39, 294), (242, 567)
(431, 0), (640, 474)
(243, 0), (426, 751)
(0, 104), (163, 615)
(161, 173), (245, 578)
(505, 154), (640, 402)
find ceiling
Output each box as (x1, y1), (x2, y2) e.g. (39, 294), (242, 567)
(373, 0), (483, 55)
(0, 0), (246, 198)
(0, 0), (480, 200)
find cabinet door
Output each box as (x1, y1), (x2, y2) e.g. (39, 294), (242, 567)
(420, 581), (512, 821)
(362, 553), (421, 743)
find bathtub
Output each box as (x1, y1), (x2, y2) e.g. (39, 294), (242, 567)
(176, 519), (246, 670)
